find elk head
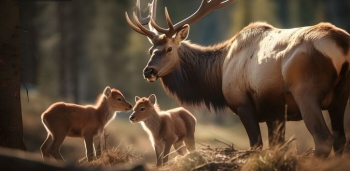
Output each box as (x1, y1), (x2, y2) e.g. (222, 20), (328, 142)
(125, 0), (235, 82)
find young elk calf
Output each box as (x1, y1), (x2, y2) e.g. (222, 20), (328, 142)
(130, 94), (196, 166)
(40, 86), (132, 163)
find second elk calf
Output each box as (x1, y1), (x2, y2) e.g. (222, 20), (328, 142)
(130, 94), (196, 166)
(40, 86), (132, 162)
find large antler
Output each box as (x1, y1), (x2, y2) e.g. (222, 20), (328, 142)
(125, 0), (158, 39)
(151, 0), (235, 37)
(126, 0), (235, 39)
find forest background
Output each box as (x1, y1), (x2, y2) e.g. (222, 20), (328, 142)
(18, 0), (350, 164)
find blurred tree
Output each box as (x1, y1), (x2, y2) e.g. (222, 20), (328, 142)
(326, 0), (350, 32)
(58, 1), (82, 103)
(0, 0), (26, 150)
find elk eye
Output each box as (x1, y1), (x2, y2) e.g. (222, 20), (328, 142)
(117, 98), (122, 102)
(140, 107), (145, 111)
(167, 47), (172, 52)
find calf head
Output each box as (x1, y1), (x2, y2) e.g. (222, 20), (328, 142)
(104, 86), (132, 111)
(129, 94), (157, 123)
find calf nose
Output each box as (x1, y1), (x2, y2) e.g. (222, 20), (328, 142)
(129, 115), (135, 121)
(129, 105), (132, 109)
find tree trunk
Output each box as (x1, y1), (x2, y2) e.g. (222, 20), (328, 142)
(0, 0), (26, 150)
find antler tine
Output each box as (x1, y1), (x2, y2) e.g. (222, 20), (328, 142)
(135, 0), (150, 25)
(132, 11), (157, 38)
(172, 0), (235, 32)
(164, 7), (175, 37)
(125, 12), (150, 36)
(214, 0), (236, 10)
(150, 7), (175, 37)
(125, 0), (159, 39)
(149, 0), (157, 22)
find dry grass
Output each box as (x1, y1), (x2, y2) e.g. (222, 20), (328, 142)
(144, 137), (350, 171)
(76, 141), (143, 169)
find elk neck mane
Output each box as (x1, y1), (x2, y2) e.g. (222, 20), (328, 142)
(160, 38), (234, 112)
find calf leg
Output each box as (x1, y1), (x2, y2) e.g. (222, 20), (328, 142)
(236, 105), (262, 149)
(184, 134), (196, 152)
(154, 143), (164, 167)
(50, 132), (67, 162)
(162, 141), (172, 164)
(173, 141), (187, 155)
(84, 134), (94, 162)
(94, 135), (102, 157)
(48, 122), (69, 162)
(266, 118), (286, 147)
(41, 134), (53, 162)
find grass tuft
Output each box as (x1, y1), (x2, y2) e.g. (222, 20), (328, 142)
(76, 143), (143, 168)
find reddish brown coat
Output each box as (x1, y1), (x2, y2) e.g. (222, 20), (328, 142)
(40, 86), (132, 163)
(130, 94), (196, 166)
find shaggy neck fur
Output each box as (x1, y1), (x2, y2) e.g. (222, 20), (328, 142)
(161, 39), (234, 111)
(95, 95), (116, 126)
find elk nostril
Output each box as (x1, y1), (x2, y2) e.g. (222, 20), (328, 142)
(144, 68), (153, 74)
(130, 116), (135, 120)
(129, 105), (132, 109)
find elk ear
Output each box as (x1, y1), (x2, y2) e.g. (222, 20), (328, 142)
(135, 96), (141, 102)
(174, 24), (190, 44)
(103, 86), (112, 97)
(148, 94), (157, 105)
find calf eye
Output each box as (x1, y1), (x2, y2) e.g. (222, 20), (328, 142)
(167, 47), (172, 52)
(117, 98), (122, 102)
(140, 107), (145, 111)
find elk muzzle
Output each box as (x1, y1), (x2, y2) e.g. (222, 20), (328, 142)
(143, 66), (158, 82)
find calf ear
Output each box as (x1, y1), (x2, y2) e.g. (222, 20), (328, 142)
(104, 86), (112, 97)
(174, 24), (190, 44)
(148, 94), (157, 105)
(135, 96), (141, 102)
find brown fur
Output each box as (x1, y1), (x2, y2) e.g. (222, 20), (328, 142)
(129, 94), (196, 166)
(40, 86), (132, 163)
(126, 1), (350, 158)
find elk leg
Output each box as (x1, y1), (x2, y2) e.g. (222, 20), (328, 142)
(329, 71), (350, 156)
(266, 118), (286, 147)
(173, 141), (187, 155)
(84, 134), (94, 161)
(344, 100), (350, 156)
(293, 94), (333, 157)
(328, 95), (347, 156)
(41, 134), (53, 162)
(237, 105), (263, 149)
(328, 107), (346, 156)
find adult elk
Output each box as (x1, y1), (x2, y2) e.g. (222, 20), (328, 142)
(125, 0), (350, 157)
